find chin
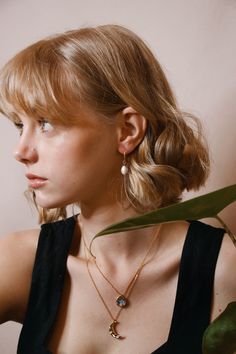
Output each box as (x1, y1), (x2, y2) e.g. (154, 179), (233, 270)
(33, 193), (68, 209)
(32, 187), (81, 209)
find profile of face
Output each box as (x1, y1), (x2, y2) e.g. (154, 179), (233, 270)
(0, 25), (209, 221)
(13, 106), (122, 210)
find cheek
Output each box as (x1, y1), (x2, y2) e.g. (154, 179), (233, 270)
(39, 133), (83, 171)
(35, 127), (120, 207)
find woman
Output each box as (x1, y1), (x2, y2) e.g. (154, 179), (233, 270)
(0, 24), (235, 354)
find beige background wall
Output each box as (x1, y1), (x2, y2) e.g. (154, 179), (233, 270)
(0, 0), (235, 352)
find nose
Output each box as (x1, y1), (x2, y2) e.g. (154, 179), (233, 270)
(14, 138), (38, 164)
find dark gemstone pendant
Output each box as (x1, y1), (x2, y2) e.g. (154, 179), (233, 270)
(116, 295), (128, 308)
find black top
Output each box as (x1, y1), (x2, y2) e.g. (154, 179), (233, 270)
(17, 217), (224, 354)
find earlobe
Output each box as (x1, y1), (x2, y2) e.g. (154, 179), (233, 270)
(117, 107), (147, 155)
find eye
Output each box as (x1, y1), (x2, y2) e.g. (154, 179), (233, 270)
(39, 119), (54, 133)
(14, 122), (24, 135)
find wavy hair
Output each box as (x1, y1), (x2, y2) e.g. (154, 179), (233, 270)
(0, 24), (210, 223)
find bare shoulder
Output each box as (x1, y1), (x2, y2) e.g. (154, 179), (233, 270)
(215, 233), (236, 292)
(212, 232), (236, 319)
(0, 228), (40, 324)
(0, 228), (40, 253)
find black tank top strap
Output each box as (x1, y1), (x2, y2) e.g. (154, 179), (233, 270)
(17, 218), (224, 354)
(17, 216), (76, 354)
(160, 220), (225, 354)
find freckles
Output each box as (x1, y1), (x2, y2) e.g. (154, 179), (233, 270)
(54, 133), (81, 155)
(46, 139), (76, 160)
(54, 131), (71, 145)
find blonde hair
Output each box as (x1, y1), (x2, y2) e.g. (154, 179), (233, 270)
(0, 24), (209, 223)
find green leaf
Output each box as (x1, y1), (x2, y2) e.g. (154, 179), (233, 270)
(94, 184), (236, 238)
(202, 302), (236, 354)
(90, 184), (236, 353)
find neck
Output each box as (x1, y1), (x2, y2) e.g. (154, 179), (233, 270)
(77, 203), (158, 265)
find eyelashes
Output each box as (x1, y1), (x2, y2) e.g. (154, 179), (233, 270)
(39, 120), (54, 133)
(14, 122), (24, 135)
(13, 119), (54, 135)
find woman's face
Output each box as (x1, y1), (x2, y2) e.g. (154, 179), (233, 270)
(13, 106), (122, 210)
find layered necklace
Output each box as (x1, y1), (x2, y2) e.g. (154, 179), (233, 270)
(82, 226), (161, 339)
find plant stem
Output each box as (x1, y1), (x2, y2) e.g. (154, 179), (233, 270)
(215, 215), (236, 247)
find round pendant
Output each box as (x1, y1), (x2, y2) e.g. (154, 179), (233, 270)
(116, 295), (128, 308)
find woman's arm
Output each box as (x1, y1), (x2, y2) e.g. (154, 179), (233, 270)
(0, 229), (39, 324)
(212, 233), (236, 321)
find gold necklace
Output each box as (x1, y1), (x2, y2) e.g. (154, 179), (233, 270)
(82, 226), (161, 339)
(84, 228), (160, 308)
(83, 237), (138, 308)
(94, 258), (132, 308)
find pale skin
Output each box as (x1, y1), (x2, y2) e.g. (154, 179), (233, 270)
(0, 106), (236, 354)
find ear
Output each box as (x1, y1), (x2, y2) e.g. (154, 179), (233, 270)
(117, 107), (147, 154)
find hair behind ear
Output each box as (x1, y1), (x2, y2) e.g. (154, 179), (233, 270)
(123, 114), (209, 212)
(0, 24), (209, 222)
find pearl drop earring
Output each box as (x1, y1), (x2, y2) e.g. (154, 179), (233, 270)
(121, 152), (128, 175)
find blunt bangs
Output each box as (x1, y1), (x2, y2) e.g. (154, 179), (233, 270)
(0, 25), (210, 223)
(0, 40), (80, 124)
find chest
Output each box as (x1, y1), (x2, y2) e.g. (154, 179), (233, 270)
(47, 255), (180, 354)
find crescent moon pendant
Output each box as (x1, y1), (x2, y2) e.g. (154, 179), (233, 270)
(109, 320), (123, 339)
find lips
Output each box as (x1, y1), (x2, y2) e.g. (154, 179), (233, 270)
(25, 173), (48, 189)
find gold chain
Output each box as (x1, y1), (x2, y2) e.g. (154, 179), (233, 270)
(82, 225), (161, 339)
(83, 237), (140, 307)
(84, 226), (161, 307)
